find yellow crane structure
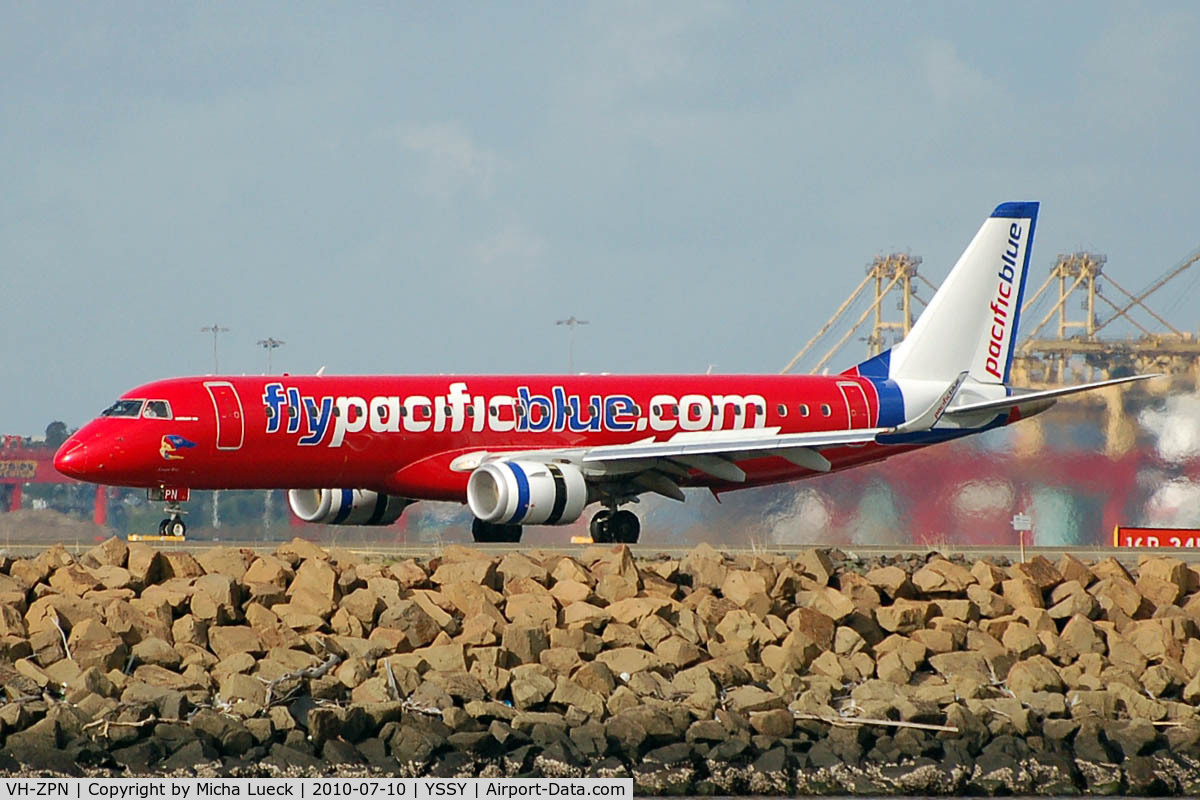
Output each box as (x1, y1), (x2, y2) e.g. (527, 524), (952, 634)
(1012, 250), (1200, 386)
(780, 254), (929, 375)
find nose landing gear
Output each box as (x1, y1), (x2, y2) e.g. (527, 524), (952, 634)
(158, 507), (187, 537)
(589, 507), (640, 543)
(148, 487), (190, 538)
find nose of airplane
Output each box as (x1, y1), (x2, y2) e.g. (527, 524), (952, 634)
(54, 438), (91, 480)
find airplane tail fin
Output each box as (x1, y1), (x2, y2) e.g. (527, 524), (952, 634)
(881, 202), (1039, 384)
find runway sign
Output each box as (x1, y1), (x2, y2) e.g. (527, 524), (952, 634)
(1114, 526), (1200, 548)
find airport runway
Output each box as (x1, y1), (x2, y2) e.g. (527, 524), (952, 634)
(1, 538), (1197, 564)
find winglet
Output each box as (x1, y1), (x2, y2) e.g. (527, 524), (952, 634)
(888, 371), (968, 435)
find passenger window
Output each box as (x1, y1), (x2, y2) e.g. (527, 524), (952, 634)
(467, 406), (475, 418)
(777, 403), (787, 417)
(821, 404), (832, 417)
(265, 407), (276, 419)
(799, 404), (809, 417)
(398, 406), (407, 417)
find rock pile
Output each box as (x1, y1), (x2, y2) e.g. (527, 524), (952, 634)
(1, 538), (1200, 794)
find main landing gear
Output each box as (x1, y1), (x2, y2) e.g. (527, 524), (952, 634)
(471, 518), (523, 543)
(589, 508), (640, 543)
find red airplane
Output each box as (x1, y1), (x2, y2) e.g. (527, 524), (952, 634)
(55, 203), (1150, 543)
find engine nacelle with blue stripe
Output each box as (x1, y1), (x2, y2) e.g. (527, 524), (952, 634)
(288, 488), (411, 525)
(467, 460), (588, 526)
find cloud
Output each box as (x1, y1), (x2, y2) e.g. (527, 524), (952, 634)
(396, 122), (508, 201)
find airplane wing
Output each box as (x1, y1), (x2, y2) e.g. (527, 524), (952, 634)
(449, 425), (887, 502)
(581, 428), (880, 465)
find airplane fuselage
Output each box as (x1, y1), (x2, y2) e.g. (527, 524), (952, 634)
(56, 372), (967, 499)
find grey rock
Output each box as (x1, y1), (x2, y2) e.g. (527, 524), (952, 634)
(356, 737), (392, 769)
(1073, 719), (1116, 764)
(264, 743), (325, 772)
(1124, 755), (1171, 796)
(644, 742), (694, 765)
(632, 761), (696, 796)
(429, 750), (477, 778)
(110, 740), (166, 774)
(321, 738), (364, 765)
(1104, 719), (1158, 759)
(448, 730), (501, 757)
(569, 721), (607, 759)
(535, 740), (586, 778)
(747, 747), (792, 795)
(160, 740), (220, 773)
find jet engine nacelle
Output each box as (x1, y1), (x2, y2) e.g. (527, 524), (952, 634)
(467, 460), (587, 525)
(288, 488), (411, 525)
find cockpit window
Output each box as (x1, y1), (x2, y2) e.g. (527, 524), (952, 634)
(143, 400), (172, 419)
(101, 399), (144, 418)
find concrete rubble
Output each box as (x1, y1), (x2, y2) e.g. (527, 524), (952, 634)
(0, 538), (1199, 793)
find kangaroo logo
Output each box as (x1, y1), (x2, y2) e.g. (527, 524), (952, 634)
(160, 434), (197, 461)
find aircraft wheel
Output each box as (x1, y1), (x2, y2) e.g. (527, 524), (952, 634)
(168, 518), (186, 537)
(589, 510), (612, 543)
(610, 509), (640, 543)
(158, 519), (169, 535)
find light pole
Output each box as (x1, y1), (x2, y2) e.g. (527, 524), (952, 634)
(256, 336), (285, 537)
(200, 324), (230, 373)
(555, 316), (589, 372)
(200, 323), (229, 531)
(257, 337), (285, 373)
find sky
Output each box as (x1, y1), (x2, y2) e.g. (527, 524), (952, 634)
(4, 2), (1200, 436)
